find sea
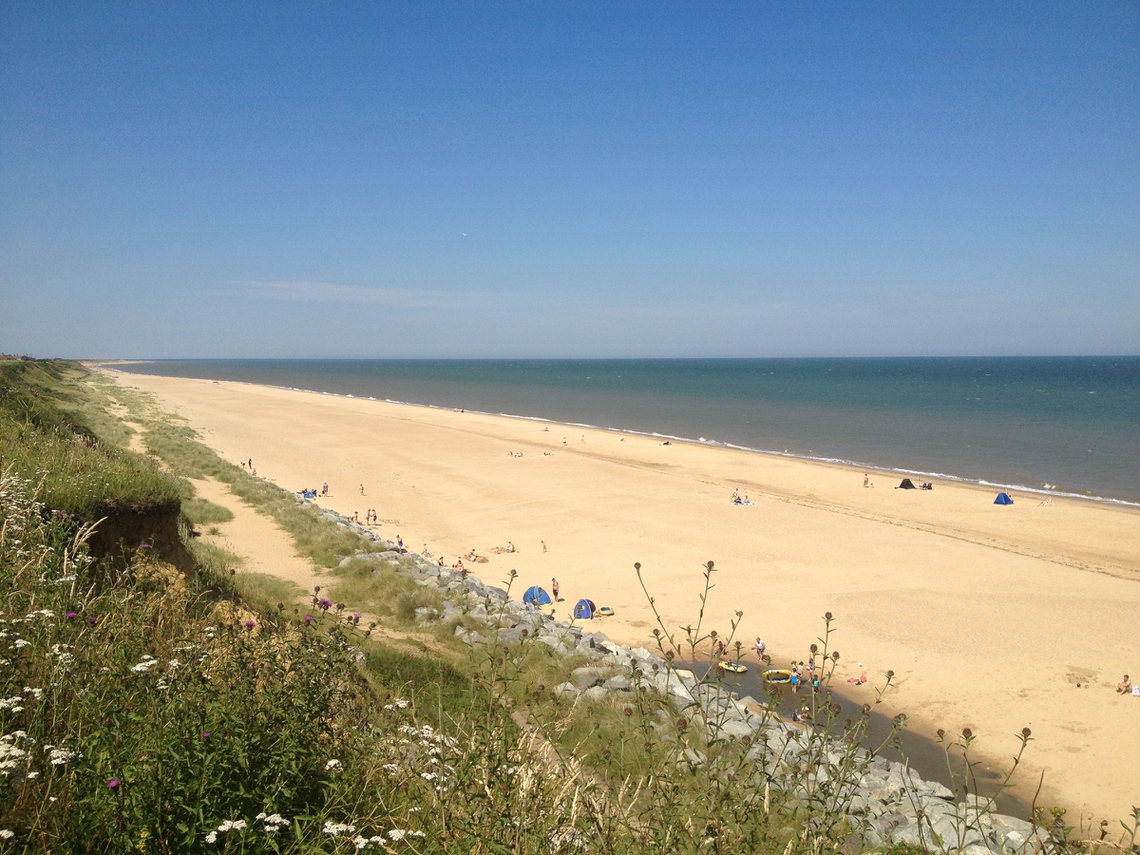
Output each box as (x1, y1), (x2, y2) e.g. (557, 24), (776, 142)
(114, 357), (1140, 506)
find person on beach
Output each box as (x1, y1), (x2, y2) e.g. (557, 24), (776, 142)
(541, 540), (547, 553)
(322, 482), (328, 496)
(551, 578), (560, 601)
(507, 541), (515, 553)
(755, 637), (765, 658)
(864, 474), (869, 488)
(360, 484), (365, 495)
(1118, 675), (1132, 694)
(397, 535), (404, 551)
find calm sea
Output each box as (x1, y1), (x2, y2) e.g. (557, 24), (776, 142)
(115, 357), (1140, 505)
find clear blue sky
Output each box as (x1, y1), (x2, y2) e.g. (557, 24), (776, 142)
(2, 3), (1137, 358)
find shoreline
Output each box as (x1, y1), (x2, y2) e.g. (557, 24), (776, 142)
(101, 367), (1140, 825)
(103, 364), (1139, 509)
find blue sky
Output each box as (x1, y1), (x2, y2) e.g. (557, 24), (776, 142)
(2, 3), (1137, 358)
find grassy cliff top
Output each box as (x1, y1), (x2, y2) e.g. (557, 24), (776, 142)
(0, 360), (182, 516)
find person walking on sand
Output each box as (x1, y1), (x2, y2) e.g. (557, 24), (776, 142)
(360, 484), (365, 495)
(551, 578), (560, 601)
(541, 540), (547, 553)
(322, 482), (328, 496)
(755, 637), (765, 658)
(864, 474), (869, 488)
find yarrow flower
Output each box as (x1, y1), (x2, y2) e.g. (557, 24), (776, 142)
(323, 821), (356, 835)
(256, 813), (290, 833)
(325, 758), (343, 772)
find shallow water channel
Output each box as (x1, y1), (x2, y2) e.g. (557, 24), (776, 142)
(690, 661), (1031, 819)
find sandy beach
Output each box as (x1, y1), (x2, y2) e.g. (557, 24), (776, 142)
(107, 370), (1140, 825)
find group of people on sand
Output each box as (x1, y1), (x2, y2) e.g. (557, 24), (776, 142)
(731, 488), (753, 505)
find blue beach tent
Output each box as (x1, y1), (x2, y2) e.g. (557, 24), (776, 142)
(573, 599), (597, 620)
(993, 492), (1014, 505)
(523, 585), (552, 606)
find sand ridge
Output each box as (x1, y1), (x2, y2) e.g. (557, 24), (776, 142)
(107, 370), (1140, 825)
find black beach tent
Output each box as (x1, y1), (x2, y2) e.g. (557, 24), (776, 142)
(993, 492), (1014, 505)
(897, 478), (916, 489)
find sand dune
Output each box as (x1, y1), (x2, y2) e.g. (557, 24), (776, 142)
(109, 370), (1140, 825)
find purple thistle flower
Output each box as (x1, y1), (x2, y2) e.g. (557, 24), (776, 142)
(87, 616), (97, 625)
(65, 611), (78, 620)
(243, 620), (255, 629)
(202, 731), (210, 741)
(304, 615), (314, 624)
(107, 779), (120, 790)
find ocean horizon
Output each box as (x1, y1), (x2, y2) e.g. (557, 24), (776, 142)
(112, 357), (1140, 506)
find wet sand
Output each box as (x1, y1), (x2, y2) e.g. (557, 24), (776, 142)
(106, 369), (1140, 825)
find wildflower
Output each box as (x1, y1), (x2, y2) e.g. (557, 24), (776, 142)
(304, 615), (314, 624)
(323, 821), (356, 835)
(243, 620), (255, 629)
(0, 829), (13, 840)
(256, 813), (290, 833)
(202, 732), (210, 741)
(325, 758), (343, 772)
(65, 612), (77, 620)
(204, 831), (217, 844)
(107, 779), (120, 789)
(47, 746), (80, 765)
(87, 617), (97, 625)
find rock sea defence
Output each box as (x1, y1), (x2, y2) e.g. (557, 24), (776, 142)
(314, 499), (1043, 855)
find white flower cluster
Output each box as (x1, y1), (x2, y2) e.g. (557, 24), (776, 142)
(0, 698), (24, 714)
(131, 654), (159, 673)
(255, 813), (290, 834)
(382, 698), (411, 711)
(48, 643), (75, 672)
(325, 758), (343, 772)
(204, 819), (248, 843)
(45, 745), (81, 765)
(350, 829), (426, 849)
(323, 821), (356, 835)
(0, 732), (31, 777)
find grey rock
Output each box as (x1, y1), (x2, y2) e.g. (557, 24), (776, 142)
(583, 686), (610, 702)
(603, 675), (633, 692)
(497, 627), (523, 644)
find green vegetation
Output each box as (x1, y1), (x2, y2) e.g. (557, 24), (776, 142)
(3, 362), (1135, 853)
(0, 361), (181, 517)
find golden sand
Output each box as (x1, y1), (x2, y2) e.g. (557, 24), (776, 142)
(109, 370), (1140, 824)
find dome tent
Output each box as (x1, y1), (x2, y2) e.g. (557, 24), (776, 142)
(897, 478), (916, 489)
(573, 599), (596, 619)
(994, 492), (1014, 505)
(523, 585), (552, 606)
